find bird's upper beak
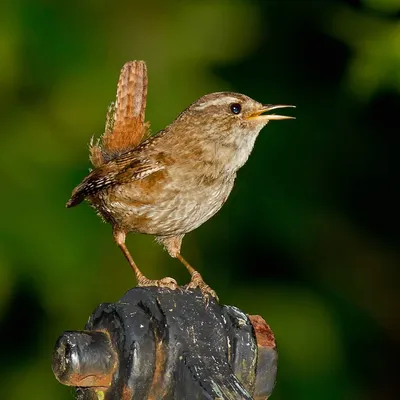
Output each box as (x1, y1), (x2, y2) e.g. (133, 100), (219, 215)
(245, 104), (295, 122)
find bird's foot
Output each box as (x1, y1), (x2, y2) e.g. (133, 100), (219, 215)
(137, 276), (178, 290)
(184, 271), (219, 302)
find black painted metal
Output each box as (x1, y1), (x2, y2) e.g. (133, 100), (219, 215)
(53, 287), (277, 399)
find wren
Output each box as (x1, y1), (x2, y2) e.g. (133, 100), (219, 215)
(67, 61), (295, 299)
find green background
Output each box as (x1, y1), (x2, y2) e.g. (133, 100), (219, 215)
(0, 0), (399, 399)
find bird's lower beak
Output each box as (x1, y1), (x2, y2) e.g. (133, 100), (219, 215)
(246, 104), (295, 122)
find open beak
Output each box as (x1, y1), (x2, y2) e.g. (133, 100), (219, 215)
(246, 104), (295, 122)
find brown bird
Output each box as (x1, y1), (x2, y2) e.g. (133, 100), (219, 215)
(67, 61), (294, 298)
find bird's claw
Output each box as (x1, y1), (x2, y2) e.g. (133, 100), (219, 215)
(184, 272), (219, 303)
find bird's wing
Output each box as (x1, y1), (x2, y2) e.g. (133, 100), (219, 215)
(66, 154), (164, 208)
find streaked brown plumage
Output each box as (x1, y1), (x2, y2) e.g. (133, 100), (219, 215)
(67, 60), (295, 299)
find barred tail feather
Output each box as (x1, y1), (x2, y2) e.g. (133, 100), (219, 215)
(102, 61), (148, 153)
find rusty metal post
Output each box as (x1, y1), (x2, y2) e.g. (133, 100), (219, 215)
(52, 287), (277, 399)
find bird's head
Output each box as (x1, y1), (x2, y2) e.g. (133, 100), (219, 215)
(184, 92), (294, 131)
(172, 92), (295, 172)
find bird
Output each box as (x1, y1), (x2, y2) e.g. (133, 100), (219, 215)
(66, 61), (295, 299)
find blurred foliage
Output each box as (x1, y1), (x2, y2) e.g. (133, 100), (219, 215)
(0, 0), (399, 399)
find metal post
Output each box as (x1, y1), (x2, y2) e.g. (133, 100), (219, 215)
(52, 287), (277, 399)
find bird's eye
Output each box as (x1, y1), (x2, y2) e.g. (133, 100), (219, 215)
(230, 103), (242, 114)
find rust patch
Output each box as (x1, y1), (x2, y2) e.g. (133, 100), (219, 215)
(121, 384), (134, 400)
(147, 337), (167, 400)
(248, 315), (276, 349)
(68, 372), (111, 388)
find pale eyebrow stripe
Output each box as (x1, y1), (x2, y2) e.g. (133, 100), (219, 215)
(194, 97), (241, 110)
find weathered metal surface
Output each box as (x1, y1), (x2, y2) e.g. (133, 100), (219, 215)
(248, 315), (278, 399)
(52, 287), (278, 399)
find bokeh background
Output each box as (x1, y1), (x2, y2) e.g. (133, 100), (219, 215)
(1, 0), (399, 398)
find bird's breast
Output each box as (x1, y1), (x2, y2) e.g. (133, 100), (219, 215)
(90, 170), (235, 236)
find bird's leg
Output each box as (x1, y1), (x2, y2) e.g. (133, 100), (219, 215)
(176, 253), (218, 300)
(159, 235), (218, 300)
(113, 229), (178, 290)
